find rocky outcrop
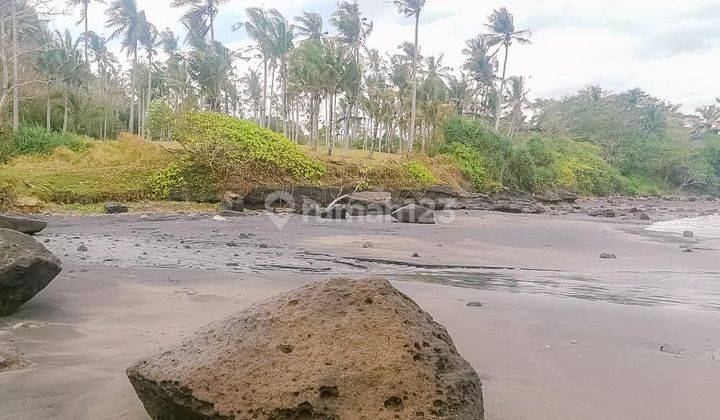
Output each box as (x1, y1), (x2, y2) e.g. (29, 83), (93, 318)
(348, 191), (392, 216)
(391, 204), (436, 224)
(557, 190), (579, 203)
(219, 192), (244, 213)
(105, 202), (129, 214)
(535, 190), (562, 204)
(321, 204), (348, 219)
(0, 215), (47, 235)
(0, 229), (62, 316)
(127, 278), (484, 420)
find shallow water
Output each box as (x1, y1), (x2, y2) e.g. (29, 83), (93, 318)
(648, 214), (720, 237)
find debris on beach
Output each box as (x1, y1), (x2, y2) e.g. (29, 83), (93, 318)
(0, 229), (62, 316)
(127, 278), (484, 419)
(599, 253), (617, 259)
(659, 343), (683, 356)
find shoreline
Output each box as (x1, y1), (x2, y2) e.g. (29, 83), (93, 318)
(1, 205), (720, 419)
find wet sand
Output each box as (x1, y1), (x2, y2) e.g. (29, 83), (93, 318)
(1, 207), (720, 419)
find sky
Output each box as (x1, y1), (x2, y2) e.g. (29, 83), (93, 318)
(49, 0), (720, 112)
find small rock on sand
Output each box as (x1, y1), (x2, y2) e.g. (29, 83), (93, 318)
(127, 278), (484, 419)
(77, 243), (88, 252)
(391, 204), (436, 224)
(599, 253), (617, 259)
(713, 350), (720, 362)
(105, 202), (129, 214)
(466, 302), (483, 307)
(660, 343), (683, 356)
(683, 231), (694, 238)
(362, 241), (373, 249)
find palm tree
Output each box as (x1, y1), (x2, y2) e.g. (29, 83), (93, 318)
(106, 0), (143, 134)
(241, 7), (275, 127)
(392, 0), (425, 151)
(54, 30), (87, 132)
(484, 7), (531, 131)
(86, 31), (118, 138)
(67, 0), (106, 64)
(138, 13), (157, 138)
(462, 35), (497, 118)
(331, 1), (372, 148)
(171, 0), (228, 46)
(504, 75), (530, 136)
(293, 11), (324, 42)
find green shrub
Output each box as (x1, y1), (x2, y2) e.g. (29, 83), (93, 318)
(0, 125), (89, 163)
(439, 143), (501, 192)
(174, 112), (325, 185)
(402, 160), (437, 187)
(151, 162), (187, 199)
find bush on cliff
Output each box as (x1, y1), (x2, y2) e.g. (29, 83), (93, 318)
(174, 112), (325, 187)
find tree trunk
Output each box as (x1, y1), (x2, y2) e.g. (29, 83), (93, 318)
(62, 90), (69, 132)
(11, 0), (19, 132)
(494, 43), (509, 131)
(46, 96), (51, 131)
(146, 54), (152, 139)
(129, 45), (137, 133)
(262, 59), (268, 127)
(408, 11), (420, 151)
(83, 3), (89, 64)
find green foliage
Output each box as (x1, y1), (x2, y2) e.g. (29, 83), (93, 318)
(0, 125), (89, 163)
(402, 160), (437, 187)
(174, 112), (326, 186)
(146, 100), (175, 140)
(150, 162), (187, 199)
(439, 143), (501, 192)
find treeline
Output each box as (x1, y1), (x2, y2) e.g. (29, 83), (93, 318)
(0, 0), (719, 195)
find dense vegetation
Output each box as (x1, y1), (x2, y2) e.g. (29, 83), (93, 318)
(0, 1), (719, 211)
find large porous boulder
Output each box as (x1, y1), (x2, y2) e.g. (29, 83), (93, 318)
(391, 204), (436, 224)
(0, 215), (47, 235)
(321, 204), (347, 219)
(127, 278), (484, 420)
(219, 191), (245, 212)
(348, 191), (392, 216)
(0, 229), (62, 316)
(557, 190), (579, 203)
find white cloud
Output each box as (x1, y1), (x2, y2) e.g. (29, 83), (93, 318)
(47, 0), (720, 111)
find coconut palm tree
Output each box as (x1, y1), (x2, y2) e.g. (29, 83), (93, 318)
(106, 0), (143, 134)
(171, 0), (228, 46)
(53, 30), (87, 132)
(504, 75), (531, 136)
(293, 11), (324, 42)
(138, 13), (157, 138)
(241, 7), (275, 127)
(392, 0), (425, 151)
(484, 7), (531, 130)
(67, 0), (106, 64)
(462, 35), (497, 118)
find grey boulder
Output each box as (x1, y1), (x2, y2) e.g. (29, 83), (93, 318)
(105, 202), (129, 214)
(391, 204), (436, 224)
(0, 215), (47, 235)
(0, 229), (61, 316)
(219, 191), (244, 212)
(348, 191), (392, 215)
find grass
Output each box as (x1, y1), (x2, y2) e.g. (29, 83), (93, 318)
(0, 134), (174, 206)
(42, 201), (216, 216)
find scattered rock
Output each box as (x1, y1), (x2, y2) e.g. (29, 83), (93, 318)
(391, 204), (436, 224)
(490, 203), (524, 214)
(212, 215), (227, 222)
(0, 215), (47, 235)
(682, 248), (694, 253)
(660, 343), (683, 356)
(362, 241), (374, 249)
(411, 252), (420, 258)
(588, 209), (616, 218)
(219, 191), (244, 212)
(683, 231), (694, 238)
(466, 302), (483, 307)
(639, 213), (651, 221)
(535, 190), (563, 204)
(77, 243), (88, 252)
(321, 204), (348, 220)
(348, 191), (393, 216)
(599, 253), (617, 259)
(0, 229), (62, 316)
(105, 202), (129, 214)
(295, 197), (321, 216)
(218, 210), (244, 218)
(557, 190), (579, 203)
(0, 350), (31, 373)
(127, 278), (484, 419)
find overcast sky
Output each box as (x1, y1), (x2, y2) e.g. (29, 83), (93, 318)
(50, 0), (720, 112)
